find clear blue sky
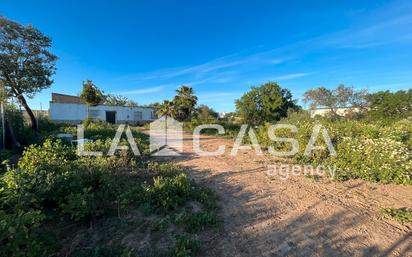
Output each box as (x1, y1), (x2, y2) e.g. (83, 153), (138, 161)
(2, 0), (412, 111)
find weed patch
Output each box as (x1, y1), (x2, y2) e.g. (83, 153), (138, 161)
(0, 124), (218, 257)
(381, 207), (412, 224)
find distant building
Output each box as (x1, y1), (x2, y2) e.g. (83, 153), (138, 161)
(21, 109), (48, 120)
(309, 107), (363, 118)
(218, 112), (228, 118)
(49, 93), (157, 124)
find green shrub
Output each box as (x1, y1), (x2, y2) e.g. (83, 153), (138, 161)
(184, 119), (241, 140)
(182, 210), (218, 233)
(0, 126), (218, 256)
(0, 150), (14, 173)
(0, 210), (48, 257)
(381, 207), (412, 224)
(0, 142), (134, 255)
(255, 117), (412, 184)
(174, 235), (200, 257)
(60, 186), (102, 221)
(144, 173), (193, 211)
(18, 139), (76, 174)
(329, 137), (411, 183)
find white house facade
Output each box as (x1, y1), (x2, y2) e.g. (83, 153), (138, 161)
(309, 107), (362, 118)
(49, 93), (156, 124)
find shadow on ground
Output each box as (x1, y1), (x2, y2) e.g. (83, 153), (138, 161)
(185, 164), (412, 257)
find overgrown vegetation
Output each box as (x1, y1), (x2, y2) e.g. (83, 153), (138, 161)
(2, 13), (410, 257)
(0, 123), (219, 257)
(257, 114), (412, 184)
(184, 85), (412, 185)
(380, 208), (412, 224)
(367, 89), (412, 121)
(0, 103), (59, 163)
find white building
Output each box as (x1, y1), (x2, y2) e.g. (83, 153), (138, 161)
(49, 93), (157, 124)
(309, 107), (363, 118)
(218, 112), (228, 118)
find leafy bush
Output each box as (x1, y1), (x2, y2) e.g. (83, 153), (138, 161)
(144, 173), (193, 211)
(0, 139), (143, 255)
(60, 186), (102, 221)
(256, 117), (412, 184)
(367, 89), (412, 120)
(174, 235), (200, 257)
(0, 130), (218, 256)
(0, 210), (47, 257)
(182, 210), (218, 233)
(18, 139), (76, 174)
(329, 137), (411, 183)
(184, 119), (241, 139)
(381, 207), (412, 224)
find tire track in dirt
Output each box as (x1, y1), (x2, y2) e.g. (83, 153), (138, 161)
(151, 132), (412, 256)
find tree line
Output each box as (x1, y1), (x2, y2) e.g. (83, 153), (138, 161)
(79, 80), (138, 107)
(1, 15), (411, 141)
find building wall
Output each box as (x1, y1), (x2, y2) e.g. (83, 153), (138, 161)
(51, 93), (83, 104)
(310, 107), (362, 118)
(50, 103), (156, 124)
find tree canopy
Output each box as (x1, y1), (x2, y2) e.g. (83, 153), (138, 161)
(157, 100), (175, 118)
(105, 94), (138, 107)
(303, 84), (368, 117)
(196, 104), (218, 120)
(0, 17), (57, 131)
(367, 89), (412, 119)
(173, 85), (198, 121)
(235, 82), (298, 125)
(80, 80), (104, 106)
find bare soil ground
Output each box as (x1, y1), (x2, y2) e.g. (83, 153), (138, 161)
(168, 133), (412, 257)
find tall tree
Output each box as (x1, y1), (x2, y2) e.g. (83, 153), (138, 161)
(0, 17), (57, 132)
(303, 84), (368, 117)
(79, 80), (104, 106)
(173, 85), (198, 121)
(235, 82), (298, 125)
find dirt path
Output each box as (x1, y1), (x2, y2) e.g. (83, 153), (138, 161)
(171, 133), (411, 257)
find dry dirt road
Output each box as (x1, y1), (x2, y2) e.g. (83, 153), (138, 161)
(167, 133), (411, 257)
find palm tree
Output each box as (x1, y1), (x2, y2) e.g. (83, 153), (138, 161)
(157, 100), (175, 118)
(156, 100), (176, 149)
(174, 85), (198, 121)
(176, 85), (194, 97)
